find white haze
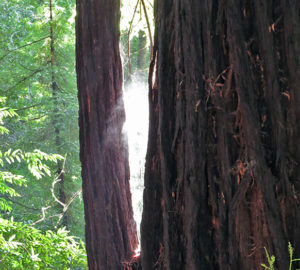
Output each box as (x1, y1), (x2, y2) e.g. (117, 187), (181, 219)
(123, 77), (148, 243)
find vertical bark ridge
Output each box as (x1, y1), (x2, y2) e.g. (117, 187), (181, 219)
(76, 0), (138, 269)
(141, 42), (164, 270)
(142, 0), (300, 269)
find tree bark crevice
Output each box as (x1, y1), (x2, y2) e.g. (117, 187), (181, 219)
(141, 1), (300, 269)
(76, 0), (138, 269)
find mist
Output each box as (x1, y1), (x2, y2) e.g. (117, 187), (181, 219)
(123, 76), (148, 244)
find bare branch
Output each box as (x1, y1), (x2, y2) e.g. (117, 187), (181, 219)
(50, 157), (67, 208)
(15, 103), (43, 112)
(140, 0), (153, 60)
(5, 68), (43, 93)
(32, 156), (82, 227)
(55, 187), (82, 227)
(31, 206), (51, 225)
(0, 195), (40, 211)
(0, 36), (50, 62)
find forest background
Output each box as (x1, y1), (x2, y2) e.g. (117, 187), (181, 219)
(0, 0), (151, 268)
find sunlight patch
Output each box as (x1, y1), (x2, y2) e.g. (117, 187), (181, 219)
(123, 77), (148, 244)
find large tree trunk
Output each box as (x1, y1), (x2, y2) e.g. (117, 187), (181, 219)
(76, 0), (138, 269)
(141, 1), (300, 269)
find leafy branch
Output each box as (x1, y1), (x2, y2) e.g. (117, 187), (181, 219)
(262, 243), (300, 270)
(0, 36), (50, 62)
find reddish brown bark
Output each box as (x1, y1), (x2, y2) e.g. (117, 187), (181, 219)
(76, 0), (138, 269)
(141, 0), (300, 269)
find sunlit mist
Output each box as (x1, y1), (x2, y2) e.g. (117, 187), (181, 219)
(123, 77), (148, 244)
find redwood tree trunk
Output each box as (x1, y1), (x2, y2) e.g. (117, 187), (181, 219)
(141, 1), (300, 269)
(76, 1), (138, 269)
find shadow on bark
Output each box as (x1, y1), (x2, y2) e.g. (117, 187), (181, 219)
(141, 0), (300, 269)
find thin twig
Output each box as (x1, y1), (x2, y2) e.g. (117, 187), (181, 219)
(55, 187), (82, 227)
(32, 188), (82, 227)
(5, 68), (44, 93)
(15, 103), (43, 112)
(127, 0), (141, 80)
(140, 0), (153, 60)
(146, 0), (153, 8)
(24, 114), (48, 121)
(32, 206), (51, 225)
(17, 60), (38, 72)
(32, 155), (83, 227)
(0, 36), (50, 62)
(50, 157), (67, 208)
(0, 195), (40, 211)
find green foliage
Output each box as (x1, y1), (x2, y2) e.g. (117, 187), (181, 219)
(121, 29), (150, 82)
(288, 242), (300, 270)
(0, 0), (84, 240)
(261, 247), (276, 270)
(0, 0), (87, 267)
(120, 0), (153, 83)
(0, 101), (87, 269)
(0, 98), (17, 135)
(262, 243), (300, 270)
(0, 217), (87, 269)
(0, 99), (63, 212)
(0, 148), (63, 211)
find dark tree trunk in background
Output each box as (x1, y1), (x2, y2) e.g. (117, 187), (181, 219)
(137, 30), (147, 79)
(49, 0), (68, 227)
(137, 30), (147, 69)
(141, 1), (300, 269)
(76, 0), (138, 269)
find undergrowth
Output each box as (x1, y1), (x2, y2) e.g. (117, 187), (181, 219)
(262, 242), (300, 270)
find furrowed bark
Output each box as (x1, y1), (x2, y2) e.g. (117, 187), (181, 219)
(76, 0), (138, 269)
(141, 0), (300, 269)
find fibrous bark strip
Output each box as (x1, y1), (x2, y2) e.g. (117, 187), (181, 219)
(76, 0), (138, 269)
(141, 1), (300, 269)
